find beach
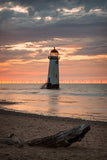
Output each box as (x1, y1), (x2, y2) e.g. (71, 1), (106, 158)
(0, 109), (107, 160)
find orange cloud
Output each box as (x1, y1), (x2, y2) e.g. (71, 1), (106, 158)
(0, 38), (107, 82)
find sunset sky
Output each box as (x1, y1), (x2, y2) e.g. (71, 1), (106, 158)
(0, 0), (107, 83)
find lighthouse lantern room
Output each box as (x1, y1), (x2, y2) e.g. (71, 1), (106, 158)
(47, 47), (60, 89)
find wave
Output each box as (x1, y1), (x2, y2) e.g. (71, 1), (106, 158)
(65, 92), (107, 97)
(0, 90), (106, 97)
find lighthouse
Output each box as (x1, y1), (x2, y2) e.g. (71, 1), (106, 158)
(47, 47), (60, 89)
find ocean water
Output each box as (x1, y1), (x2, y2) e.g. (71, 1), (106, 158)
(0, 83), (107, 122)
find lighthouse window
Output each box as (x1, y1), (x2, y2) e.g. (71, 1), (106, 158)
(50, 52), (58, 56)
(50, 48), (59, 57)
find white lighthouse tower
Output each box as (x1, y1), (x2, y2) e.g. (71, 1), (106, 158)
(47, 47), (60, 89)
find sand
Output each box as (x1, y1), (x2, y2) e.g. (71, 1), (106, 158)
(0, 109), (107, 160)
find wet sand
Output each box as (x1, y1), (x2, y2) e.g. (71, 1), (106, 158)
(0, 108), (107, 160)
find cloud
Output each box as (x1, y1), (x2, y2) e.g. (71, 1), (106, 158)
(0, 0), (106, 46)
(0, 0), (107, 82)
(0, 0), (107, 29)
(0, 3), (28, 14)
(57, 6), (85, 16)
(0, 37), (107, 67)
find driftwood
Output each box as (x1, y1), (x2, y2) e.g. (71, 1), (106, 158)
(27, 124), (90, 147)
(0, 124), (90, 148)
(0, 133), (24, 148)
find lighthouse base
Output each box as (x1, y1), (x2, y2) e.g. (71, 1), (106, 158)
(47, 83), (59, 89)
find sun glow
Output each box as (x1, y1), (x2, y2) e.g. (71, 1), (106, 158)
(0, 3), (28, 14)
(45, 16), (53, 21)
(57, 7), (84, 15)
(10, 5), (28, 13)
(33, 16), (42, 20)
(1, 43), (41, 51)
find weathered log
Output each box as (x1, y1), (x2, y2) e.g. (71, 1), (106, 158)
(27, 124), (90, 147)
(0, 124), (90, 148)
(0, 134), (24, 147)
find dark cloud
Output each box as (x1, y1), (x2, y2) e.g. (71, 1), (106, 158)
(75, 45), (107, 56)
(0, 0), (106, 11)
(0, 0), (107, 60)
(0, 50), (30, 63)
(0, 0), (106, 28)
(72, 0), (107, 11)
(0, 20), (106, 45)
(0, 9), (14, 23)
(27, 7), (35, 16)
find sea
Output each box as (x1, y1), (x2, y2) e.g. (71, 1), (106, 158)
(0, 83), (107, 122)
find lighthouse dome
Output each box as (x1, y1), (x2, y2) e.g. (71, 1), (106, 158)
(50, 47), (59, 56)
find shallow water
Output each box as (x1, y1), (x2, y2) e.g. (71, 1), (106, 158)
(0, 84), (107, 122)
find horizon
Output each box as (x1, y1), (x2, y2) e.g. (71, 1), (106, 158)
(0, 80), (107, 84)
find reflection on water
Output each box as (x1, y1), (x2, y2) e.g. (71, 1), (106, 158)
(0, 84), (107, 122)
(48, 95), (59, 115)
